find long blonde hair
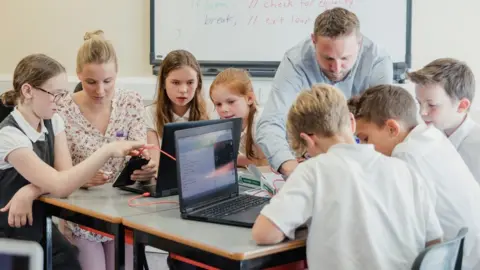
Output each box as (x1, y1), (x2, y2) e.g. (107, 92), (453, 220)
(154, 50), (208, 137)
(210, 68), (259, 160)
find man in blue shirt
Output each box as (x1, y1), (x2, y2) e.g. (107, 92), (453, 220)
(256, 7), (393, 176)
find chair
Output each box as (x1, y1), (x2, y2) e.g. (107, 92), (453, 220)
(0, 99), (13, 122)
(411, 227), (468, 270)
(73, 82), (83, 93)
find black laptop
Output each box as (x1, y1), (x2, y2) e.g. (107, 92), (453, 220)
(113, 118), (242, 198)
(174, 121), (269, 228)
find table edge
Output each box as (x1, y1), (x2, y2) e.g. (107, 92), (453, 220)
(39, 197), (123, 224)
(123, 219), (306, 260)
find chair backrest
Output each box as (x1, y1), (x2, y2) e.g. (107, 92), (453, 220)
(73, 82), (83, 93)
(0, 99), (13, 123)
(411, 227), (468, 270)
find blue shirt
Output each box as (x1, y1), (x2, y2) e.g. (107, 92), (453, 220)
(256, 36), (393, 170)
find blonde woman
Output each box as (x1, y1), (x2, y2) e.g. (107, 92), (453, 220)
(56, 30), (156, 270)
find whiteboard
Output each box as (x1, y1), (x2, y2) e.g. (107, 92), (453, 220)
(153, 0), (409, 65)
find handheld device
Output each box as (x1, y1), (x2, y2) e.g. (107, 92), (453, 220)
(112, 156), (149, 187)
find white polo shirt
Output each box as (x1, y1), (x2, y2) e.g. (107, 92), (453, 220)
(448, 115), (480, 184)
(144, 103), (218, 147)
(392, 124), (480, 270)
(0, 108), (65, 169)
(261, 143), (442, 270)
(144, 105), (191, 147)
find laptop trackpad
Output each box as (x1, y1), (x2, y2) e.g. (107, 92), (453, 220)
(222, 204), (265, 224)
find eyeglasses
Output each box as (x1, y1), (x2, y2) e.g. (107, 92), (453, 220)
(35, 87), (67, 102)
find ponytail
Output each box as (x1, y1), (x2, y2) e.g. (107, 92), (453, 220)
(245, 105), (257, 160)
(0, 90), (17, 106)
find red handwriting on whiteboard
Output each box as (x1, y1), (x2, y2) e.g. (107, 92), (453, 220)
(264, 0), (294, 8)
(317, 0), (354, 8)
(266, 16), (285, 25)
(300, 0), (314, 7)
(291, 15), (311, 24)
(264, 15), (311, 25)
(249, 0), (354, 9)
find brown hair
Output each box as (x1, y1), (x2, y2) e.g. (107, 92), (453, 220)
(314, 7), (360, 38)
(287, 84), (350, 155)
(407, 58), (475, 103)
(1, 54), (66, 106)
(348, 84), (418, 129)
(76, 30), (118, 73)
(154, 50), (208, 137)
(210, 68), (260, 160)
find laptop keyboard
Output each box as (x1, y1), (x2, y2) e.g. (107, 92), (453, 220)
(195, 195), (269, 218)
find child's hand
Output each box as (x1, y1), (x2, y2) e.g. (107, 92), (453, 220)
(82, 170), (112, 188)
(237, 154), (253, 167)
(131, 157), (157, 182)
(106, 141), (153, 158)
(0, 185), (36, 228)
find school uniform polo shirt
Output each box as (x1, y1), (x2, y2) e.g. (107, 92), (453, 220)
(0, 108), (64, 169)
(144, 101), (218, 146)
(392, 124), (480, 270)
(144, 105), (191, 148)
(261, 143), (442, 270)
(448, 115), (480, 184)
(0, 109), (63, 241)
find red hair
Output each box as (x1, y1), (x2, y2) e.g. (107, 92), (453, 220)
(210, 68), (259, 160)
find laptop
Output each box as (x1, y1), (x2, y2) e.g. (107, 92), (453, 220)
(174, 121), (270, 228)
(114, 118), (242, 198)
(0, 239), (43, 270)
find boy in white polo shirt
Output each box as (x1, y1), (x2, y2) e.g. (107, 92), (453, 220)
(408, 58), (480, 183)
(350, 84), (480, 270)
(252, 84), (443, 270)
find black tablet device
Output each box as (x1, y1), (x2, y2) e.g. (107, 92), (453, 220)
(112, 156), (149, 187)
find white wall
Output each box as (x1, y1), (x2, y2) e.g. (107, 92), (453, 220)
(1, 0), (480, 112)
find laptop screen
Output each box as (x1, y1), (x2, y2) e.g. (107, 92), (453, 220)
(177, 128), (237, 207)
(0, 254), (30, 270)
(158, 118), (242, 196)
(0, 239), (42, 270)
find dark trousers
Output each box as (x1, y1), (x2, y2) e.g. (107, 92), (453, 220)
(0, 223), (81, 270)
